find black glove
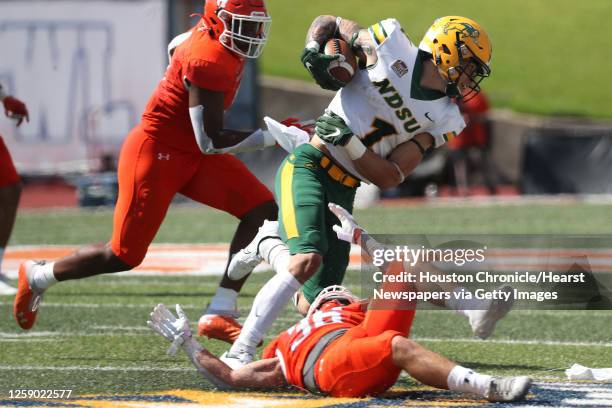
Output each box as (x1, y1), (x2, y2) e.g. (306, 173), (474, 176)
(301, 47), (346, 91)
(315, 110), (354, 146)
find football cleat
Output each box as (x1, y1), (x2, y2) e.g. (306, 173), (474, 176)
(485, 376), (532, 402)
(469, 285), (514, 340)
(0, 274), (17, 296)
(220, 344), (255, 370)
(13, 260), (45, 330)
(227, 219), (281, 281)
(198, 314), (243, 344)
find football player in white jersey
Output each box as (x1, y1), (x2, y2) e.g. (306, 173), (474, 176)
(219, 14), (493, 367)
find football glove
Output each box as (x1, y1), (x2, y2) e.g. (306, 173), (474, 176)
(301, 47), (345, 91)
(2, 96), (29, 127)
(328, 202), (364, 244)
(147, 304), (193, 356)
(315, 110), (354, 146)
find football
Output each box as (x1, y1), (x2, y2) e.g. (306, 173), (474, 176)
(324, 38), (357, 85)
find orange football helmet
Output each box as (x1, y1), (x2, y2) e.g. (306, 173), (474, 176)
(203, 0), (271, 58)
(307, 285), (360, 317)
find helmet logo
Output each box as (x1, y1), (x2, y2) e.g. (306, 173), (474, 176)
(217, 0), (229, 7)
(442, 22), (480, 45)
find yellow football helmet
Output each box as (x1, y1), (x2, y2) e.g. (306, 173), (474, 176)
(419, 16), (492, 99)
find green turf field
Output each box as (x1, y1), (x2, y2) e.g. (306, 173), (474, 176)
(1, 203), (612, 405)
(10, 202), (612, 245)
(261, 0), (612, 120)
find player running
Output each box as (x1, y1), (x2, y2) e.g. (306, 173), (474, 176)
(147, 206), (531, 402)
(14, 0), (280, 330)
(0, 83), (28, 296)
(218, 14), (494, 365)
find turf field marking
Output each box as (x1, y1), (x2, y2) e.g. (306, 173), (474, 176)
(0, 331), (145, 338)
(91, 325), (150, 331)
(0, 364), (194, 372)
(2, 328), (610, 348)
(2, 301), (611, 319)
(414, 337), (612, 348)
(537, 384), (612, 393)
(0, 301), (204, 309)
(6, 243), (612, 278)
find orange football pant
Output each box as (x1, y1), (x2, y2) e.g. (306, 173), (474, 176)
(110, 125), (273, 266)
(316, 261), (416, 397)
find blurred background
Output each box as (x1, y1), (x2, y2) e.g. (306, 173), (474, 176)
(2, 0), (612, 209)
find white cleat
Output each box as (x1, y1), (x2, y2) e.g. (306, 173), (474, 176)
(485, 376), (532, 402)
(227, 220), (281, 281)
(469, 285), (514, 339)
(220, 347), (255, 370)
(0, 274), (17, 296)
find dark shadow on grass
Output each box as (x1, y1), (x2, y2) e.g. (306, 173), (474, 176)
(456, 360), (548, 371)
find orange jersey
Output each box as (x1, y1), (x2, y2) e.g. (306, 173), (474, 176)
(262, 302), (365, 389)
(141, 20), (245, 153)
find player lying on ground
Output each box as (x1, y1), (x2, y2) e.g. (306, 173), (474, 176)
(212, 13), (494, 367)
(148, 206), (530, 402)
(148, 214), (530, 402)
(148, 299), (529, 401)
(0, 82), (28, 296)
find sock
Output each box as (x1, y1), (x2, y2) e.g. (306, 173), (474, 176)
(445, 287), (488, 317)
(447, 365), (492, 396)
(259, 235), (284, 259)
(207, 287), (238, 313)
(232, 271), (301, 350)
(31, 261), (58, 290)
(263, 241), (290, 274)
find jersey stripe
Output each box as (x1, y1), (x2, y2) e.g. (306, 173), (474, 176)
(280, 160), (299, 239)
(443, 131), (457, 142)
(369, 22), (388, 45)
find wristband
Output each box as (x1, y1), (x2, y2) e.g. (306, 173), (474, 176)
(306, 40), (320, 52)
(345, 136), (367, 160)
(409, 138), (426, 155)
(391, 161), (406, 183)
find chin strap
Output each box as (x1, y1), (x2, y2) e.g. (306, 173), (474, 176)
(445, 82), (461, 99)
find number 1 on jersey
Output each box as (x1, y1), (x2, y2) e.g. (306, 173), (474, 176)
(361, 118), (397, 147)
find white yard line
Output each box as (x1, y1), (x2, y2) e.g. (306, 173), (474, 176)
(0, 364), (193, 372)
(2, 328), (610, 348)
(0, 301), (203, 309)
(414, 337), (612, 348)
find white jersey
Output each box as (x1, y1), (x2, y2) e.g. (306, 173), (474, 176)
(324, 18), (466, 183)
